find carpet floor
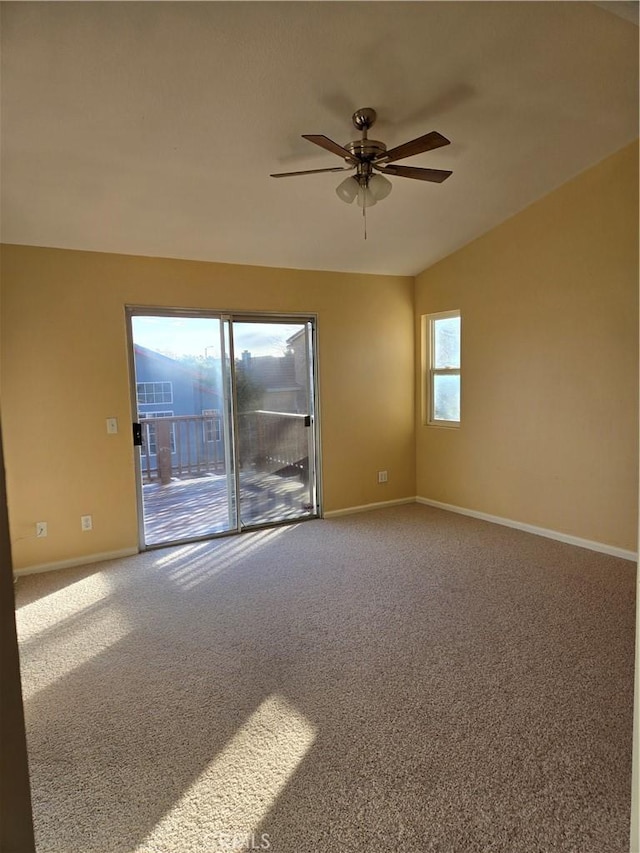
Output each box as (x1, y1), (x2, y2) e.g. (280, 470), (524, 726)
(15, 504), (636, 853)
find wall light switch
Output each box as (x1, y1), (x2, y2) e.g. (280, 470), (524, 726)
(106, 417), (118, 434)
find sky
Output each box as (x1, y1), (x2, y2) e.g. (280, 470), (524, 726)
(131, 316), (305, 359)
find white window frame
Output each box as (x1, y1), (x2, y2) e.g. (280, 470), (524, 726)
(202, 409), (221, 443)
(140, 411), (176, 454)
(426, 310), (461, 427)
(136, 381), (173, 405)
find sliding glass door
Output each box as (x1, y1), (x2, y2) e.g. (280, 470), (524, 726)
(127, 309), (319, 548)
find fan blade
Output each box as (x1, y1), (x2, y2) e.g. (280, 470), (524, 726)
(302, 134), (359, 164)
(270, 165), (354, 178)
(376, 163), (452, 183)
(375, 131), (450, 164)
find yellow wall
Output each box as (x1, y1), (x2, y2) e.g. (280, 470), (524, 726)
(415, 141), (639, 551)
(0, 247), (415, 569)
(2, 142), (638, 569)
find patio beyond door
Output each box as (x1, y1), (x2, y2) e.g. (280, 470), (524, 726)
(128, 311), (319, 547)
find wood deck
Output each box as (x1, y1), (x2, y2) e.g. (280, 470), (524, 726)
(142, 471), (313, 545)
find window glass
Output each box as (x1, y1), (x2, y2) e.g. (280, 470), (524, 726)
(140, 412), (175, 454)
(137, 381), (173, 405)
(433, 374), (460, 422)
(203, 409), (221, 443)
(426, 310), (461, 426)
(434, 317), (460, 369)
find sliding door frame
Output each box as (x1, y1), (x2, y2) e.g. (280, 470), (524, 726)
(125, 305), (323, 550)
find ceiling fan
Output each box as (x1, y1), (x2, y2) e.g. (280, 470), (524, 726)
(270, 107), (453, 211)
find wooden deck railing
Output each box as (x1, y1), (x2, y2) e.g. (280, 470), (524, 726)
(141, 411), (308, 485)
(238, 410), (309, 480)
(141, 414), (225, 485)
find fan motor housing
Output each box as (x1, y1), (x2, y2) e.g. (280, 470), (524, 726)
(345, 139), (387, 162)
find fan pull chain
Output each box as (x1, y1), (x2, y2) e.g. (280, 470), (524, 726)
(363, 203), (367, 240)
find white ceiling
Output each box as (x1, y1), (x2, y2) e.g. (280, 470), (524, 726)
(1, 2), (638, 277)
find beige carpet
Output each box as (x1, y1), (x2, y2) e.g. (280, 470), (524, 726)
(15, 504), (635, 853)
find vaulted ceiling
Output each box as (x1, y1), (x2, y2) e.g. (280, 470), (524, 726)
(1, 2), (638, 276)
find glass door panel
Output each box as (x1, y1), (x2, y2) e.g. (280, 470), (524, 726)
(232, 320), (317, 528)
(130, 313), (237, 546)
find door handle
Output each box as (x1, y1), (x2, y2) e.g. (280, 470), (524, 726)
(132, 422), (142, 447)
(304, 415), (311, 427)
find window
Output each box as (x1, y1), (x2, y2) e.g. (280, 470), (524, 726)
(136, 381), (173, 405)
(202, 409), (221, 443)
(140, 412), (175, 455)
(426, 310), (461, 425)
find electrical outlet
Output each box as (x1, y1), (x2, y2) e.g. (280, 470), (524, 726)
(377, 470), (388, 484)
(81, 515), (93, 532)
(36, 521), (47, 538)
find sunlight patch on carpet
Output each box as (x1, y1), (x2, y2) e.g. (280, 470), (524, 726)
(19, 608), (132, 700)
(162, 526), (294, 590)
(17, 571), (116, 643)
(135, 693), (316, 852)
(151, 541), (212, 568)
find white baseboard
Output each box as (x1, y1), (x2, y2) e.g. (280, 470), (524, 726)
(416, 497), (638, 562)
(323, 497), (417, 519)
(13, 499), (636, 573)
(13, 547), (140, 577)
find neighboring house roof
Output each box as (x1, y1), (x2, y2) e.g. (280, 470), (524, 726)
(134, 345), (223, 401)
(134, 344), (301, 398)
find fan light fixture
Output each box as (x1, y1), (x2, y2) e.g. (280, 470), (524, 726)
(336, 173), (393, 208)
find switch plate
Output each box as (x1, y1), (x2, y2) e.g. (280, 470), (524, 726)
(106, 417), (118, 434)
(81, 515), (93, 531)
(36, 521), (47, 538)
(377, 470), (388, 484)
